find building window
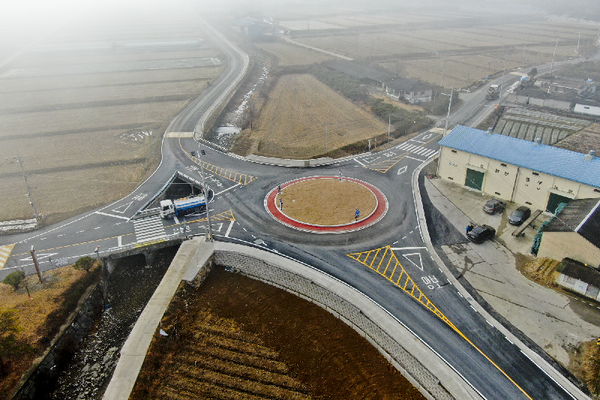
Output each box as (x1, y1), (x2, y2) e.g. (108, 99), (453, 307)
(451, 150), (457, 153)
(448, 177), (453, 180)
(500, 163), (507, 167)
(532, 172), (539, 176)
(526, 201), (532, 205)
(495, 192), (501, 195)
(595, 189), (600, 193)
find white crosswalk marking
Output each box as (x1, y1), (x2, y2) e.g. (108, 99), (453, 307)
(133, 216), (166, 242)
(165, 132), (194, 138)
(395, 143), (437, 159)
(0, 244), (15, 269)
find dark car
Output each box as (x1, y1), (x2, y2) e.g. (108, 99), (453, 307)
(483, 199), (506, 214)
(508, 206), (531, 225)
(466, 224), (496, 244)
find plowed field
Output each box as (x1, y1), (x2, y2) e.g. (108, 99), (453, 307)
(131, 267), (425, 400)
(243, 74), (388, 159)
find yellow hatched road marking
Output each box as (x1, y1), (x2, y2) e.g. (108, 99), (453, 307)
(0, 244), (15, 269)
(179, 139), (257, 186)
(347, 245), (533, 400)
(185, 210), (236, 223)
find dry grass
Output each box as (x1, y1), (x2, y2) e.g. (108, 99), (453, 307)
(242, 74), (387, 159)
(277, 178), (377, 225)
(517, 256), (561, 287)
(254, 41), (335, 66)
(0, 264), (100, 398)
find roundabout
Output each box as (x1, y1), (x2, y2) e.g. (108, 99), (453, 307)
(265, 176), (388, 234)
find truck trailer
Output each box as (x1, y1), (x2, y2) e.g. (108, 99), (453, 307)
(159, 196), (206, 219)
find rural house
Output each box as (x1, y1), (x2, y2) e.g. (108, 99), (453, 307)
(555, 258), (600, 301)
(385, 78), (432, 104)
(437, 125), (600, 213)
(538, 198), (600, 267)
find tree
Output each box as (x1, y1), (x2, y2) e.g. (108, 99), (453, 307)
(2, 271), (25, 290)
(528, 67), (538, 78)
(0, 309), (21, 376)
(73, 256), (94, 273)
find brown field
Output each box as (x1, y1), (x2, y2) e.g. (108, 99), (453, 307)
(131, 267), (425, 400)
(253, 41), (335, 66)
(276, 178), (377, 225)
(0, 5), (224, 224)
(238, 74), (388, 159)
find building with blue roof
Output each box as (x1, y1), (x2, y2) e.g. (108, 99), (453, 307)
(437, 125), (600, 213)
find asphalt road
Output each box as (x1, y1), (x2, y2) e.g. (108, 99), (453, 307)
(0, 23), (588, 400)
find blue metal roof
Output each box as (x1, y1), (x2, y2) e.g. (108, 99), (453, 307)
(439, 125), (600, 188)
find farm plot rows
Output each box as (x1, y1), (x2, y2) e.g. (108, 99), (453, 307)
(131, 267), (425, 399)
(241, 74), (388, 159)
(0, 5), (223, 224)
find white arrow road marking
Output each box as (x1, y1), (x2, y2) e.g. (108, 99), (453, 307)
(225, 220), (235, 237)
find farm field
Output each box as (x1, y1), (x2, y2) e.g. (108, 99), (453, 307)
(131, 267), (425, 399)
(0, 4), (224, 224)
(264, 9), (599, 89)
(237, 74), (388, 159)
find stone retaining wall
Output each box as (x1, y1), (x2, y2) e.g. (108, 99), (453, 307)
(214, 248), (458, 400)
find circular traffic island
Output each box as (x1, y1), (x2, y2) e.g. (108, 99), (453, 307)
(265, 176), (388, 234)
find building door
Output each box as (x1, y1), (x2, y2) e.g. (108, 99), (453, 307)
(465, 169), (484, 191)
(546, 193), (572, 214)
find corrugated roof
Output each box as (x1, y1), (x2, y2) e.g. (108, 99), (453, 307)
(439, 125), (600, 188)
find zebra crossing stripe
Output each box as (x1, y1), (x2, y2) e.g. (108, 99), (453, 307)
(0, 244), (15, 270)
(133, 216), (166, 242)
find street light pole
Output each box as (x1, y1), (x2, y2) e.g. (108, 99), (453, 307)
(194, 142), (213, 241)
(444, 87), (454, 135)
(388, 114), (391, 143)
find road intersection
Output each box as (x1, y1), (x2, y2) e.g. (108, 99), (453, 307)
(0, 23), (590, 400)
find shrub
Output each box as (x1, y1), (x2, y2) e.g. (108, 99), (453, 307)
(2, 271), (25, 290)
(73, 256), (95, 273)
(0, 309), (21, 376)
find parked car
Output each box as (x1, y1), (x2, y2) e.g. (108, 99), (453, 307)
(466, 224), (496, 244)
(483, 199), (506, 214)
(508, 206), (531, 226)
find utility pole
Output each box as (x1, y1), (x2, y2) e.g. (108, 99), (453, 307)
(388, 114), (391, 143)
(441, 59), (447, 87)
(444, 87), (454, 135)
(549, 38), (558, 76)
(325, 123), (328, 154)
(193, 143), (213, 241)
(16, 149), (39, 221)
(499, 49), (508, 101)
(30, 245), (43, 283)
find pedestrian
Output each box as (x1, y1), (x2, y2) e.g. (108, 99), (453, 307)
(278, 184), (281, 194)
(355, 208), (360, 221)
(466, 223), (474, 234)
(279, 198), (283, 210)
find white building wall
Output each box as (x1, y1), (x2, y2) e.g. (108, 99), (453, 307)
(438, 146), (600, 210)
(574, 103), (600, 117)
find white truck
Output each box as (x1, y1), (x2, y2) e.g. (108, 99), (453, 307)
(159, 196), (206, 219)
(485, 84), (499, 100)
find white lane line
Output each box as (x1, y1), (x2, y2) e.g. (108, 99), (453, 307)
(174, 216), (180, 225)
(216, 183), (241, 196)
(225, 220), (234, 237)
(94, 211), (130, 221)
(117, 236), (122, 247)
(390, 246), (427, 251)
(406, 156), (425, 162)
(353, 158), (365, 166)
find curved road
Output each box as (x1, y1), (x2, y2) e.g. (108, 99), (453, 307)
(0, 22), (589, 400)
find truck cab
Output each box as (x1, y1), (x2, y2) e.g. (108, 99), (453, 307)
(159, 200), (175, 218)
